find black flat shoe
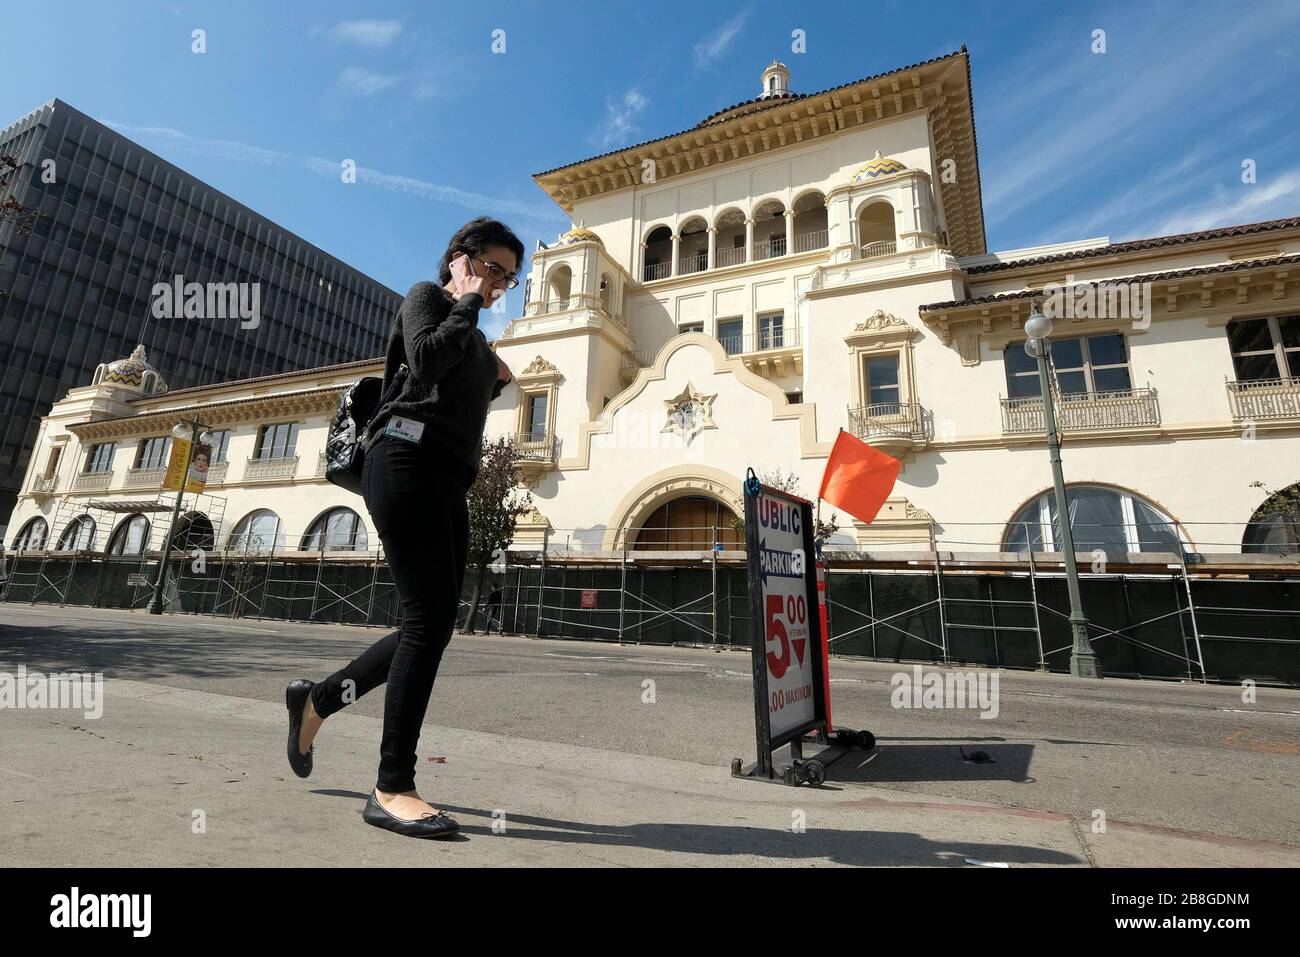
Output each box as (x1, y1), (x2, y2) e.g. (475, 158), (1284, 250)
(285, 679), (314, 778)
(362, 790), (460, 839)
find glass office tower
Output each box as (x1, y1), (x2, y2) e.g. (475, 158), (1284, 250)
(0, 99), (403, 522)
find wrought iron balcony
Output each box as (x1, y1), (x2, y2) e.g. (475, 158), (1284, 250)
(73, 470), (113, 491)
(678, 251), (707, 275)
(718, 326), (802, 357)
(124, 466), (167, 488)
(751, 237), (787, 261)
(1001, 388), (1161, 434)
(859, 240), (897, 259)
(793, 228), (829, 253)
(715, 246), (746, 268)
(1226, 377), (1300, 420)
(244, 454), (299, 481)
(848, 402), (930, 450)
(510, 431), (559, 470)
(643, 260), (671, 282)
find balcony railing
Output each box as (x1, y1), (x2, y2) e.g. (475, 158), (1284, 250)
(510, 431), (559, 465)
(678, 251), (707, 275)
(205, 462), (228, 485)
(1001, 388), (1161, 434)
(860, 240), (897, 259)
(244, 454), (299, 481)
(316, 451), (328, 477)
(32, 474), (58, 494)
(1226, 377), (1300, 420)
(718, 326), (802, 356)
(793, 228), (829, 253)
(715, 246), (746, 268)
(643, 260), (671, 282)
(751, 237), (787, 261)
(848, 402), (929, 444)
(73, 470), (113, 491)
(124, 466), (167, 488)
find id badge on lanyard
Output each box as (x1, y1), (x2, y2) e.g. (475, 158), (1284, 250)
(383, 416), (425, 445)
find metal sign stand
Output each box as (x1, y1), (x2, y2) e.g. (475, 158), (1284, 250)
(731, 467), (874, 787)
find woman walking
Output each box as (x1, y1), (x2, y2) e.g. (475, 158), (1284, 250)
(284, 216), (523, 839)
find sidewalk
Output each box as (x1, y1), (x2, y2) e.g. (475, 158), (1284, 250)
(4, 676), (1297, 867)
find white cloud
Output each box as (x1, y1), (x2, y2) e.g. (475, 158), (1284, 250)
(594, 88), (649, 149)
(101, 122), (565, 225)
(336, 67), (399, 97)
(1152, 168), (1300, 236)
(981, 4), (1300, 230)
(320, 19), (403, 49)
(693, 8), (750, 70)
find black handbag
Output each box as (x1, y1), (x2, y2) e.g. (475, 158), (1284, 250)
(324, 362), (407, 495)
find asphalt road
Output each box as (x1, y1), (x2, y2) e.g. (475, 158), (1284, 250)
(2, 603), (1297, 848)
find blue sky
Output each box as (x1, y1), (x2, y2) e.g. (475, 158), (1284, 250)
(2, 0), (1298, 337)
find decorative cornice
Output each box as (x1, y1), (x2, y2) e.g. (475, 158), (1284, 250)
(63, 388), (343, 442)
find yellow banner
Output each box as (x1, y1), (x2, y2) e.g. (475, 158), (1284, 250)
(162, 437), (190, 491)
(162, 435), (211, 494)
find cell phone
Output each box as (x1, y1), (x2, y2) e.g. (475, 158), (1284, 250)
(449, 253), (473, 294)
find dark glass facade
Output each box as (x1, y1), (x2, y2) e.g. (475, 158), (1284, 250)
(0, 99), (402, 522)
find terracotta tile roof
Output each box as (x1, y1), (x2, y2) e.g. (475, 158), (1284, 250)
(532, 48), (971, 178)
(966, 216), (1300, 275)
(920, 252), (1300, 311)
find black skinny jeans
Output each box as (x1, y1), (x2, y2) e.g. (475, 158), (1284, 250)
(309, 431), (470, 793)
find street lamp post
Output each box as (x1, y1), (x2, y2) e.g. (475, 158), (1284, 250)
(146, 417), (209, 615)
(1024, 310), (1102, 679)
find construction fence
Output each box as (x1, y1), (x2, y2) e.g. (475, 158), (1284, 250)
(4, 518), (1298, 687)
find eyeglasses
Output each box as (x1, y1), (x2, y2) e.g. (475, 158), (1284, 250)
(471, 257), (520, 289)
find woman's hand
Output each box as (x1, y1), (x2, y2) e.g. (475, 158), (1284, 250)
(451, 252), (498, 301)
(494, 353), (513, 383)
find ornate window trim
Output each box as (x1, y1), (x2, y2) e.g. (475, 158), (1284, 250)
(844, 310), (920, 408)
(514, 356), (562, 439)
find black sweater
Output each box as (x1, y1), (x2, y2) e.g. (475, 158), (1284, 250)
(362, 281), (506, 488)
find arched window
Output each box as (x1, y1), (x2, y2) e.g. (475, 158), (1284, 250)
(1243, 482), (1300, 554)
(643, 225), (673, 281)
(751, 199), (787, 259)
(1003, 485), (1188, 555)
(302, 507), (368, 551)
(107, 513), (150, 555)
(172, 511), (215, 551)
(56, 515), (96, 551)
(857, 201), (896, 256)
(12, 517), (49, 550)
(227, 509), (284, 554)
(545, 265), (572, 310)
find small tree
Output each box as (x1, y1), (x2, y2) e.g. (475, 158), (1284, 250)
(729, 465), (841, 550)
(463, 435), (533, 633)
(1248, 480), (1300, 554)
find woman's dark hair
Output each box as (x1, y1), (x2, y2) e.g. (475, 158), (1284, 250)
(437, 216), (526, 286)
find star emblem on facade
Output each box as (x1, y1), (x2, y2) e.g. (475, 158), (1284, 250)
(661, 381), (717, 444)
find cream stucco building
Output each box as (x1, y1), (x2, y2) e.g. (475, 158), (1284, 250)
(5, 49), (1300, 567)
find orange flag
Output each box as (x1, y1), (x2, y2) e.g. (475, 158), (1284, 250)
(817, 429), (901, 525)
